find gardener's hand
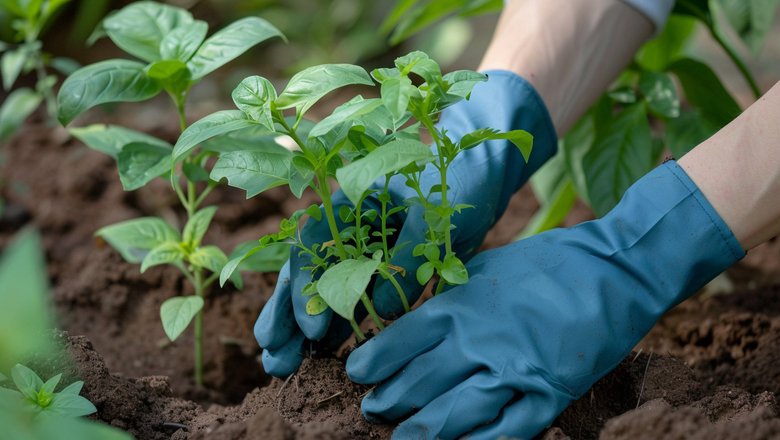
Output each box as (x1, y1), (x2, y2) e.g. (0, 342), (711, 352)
(255, 71), (558, 376)
(347, 161), (744, 439)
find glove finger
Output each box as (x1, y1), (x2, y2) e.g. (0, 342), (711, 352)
(361, 338), (472, 422)
(467, 391), (564, 440)
(261, 332), (306, 377)
(372, 206), (429, 319)
(390, 371), (514, 440)
(254, 262), (295, 350)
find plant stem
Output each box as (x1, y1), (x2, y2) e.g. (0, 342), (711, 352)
(349, 320), (366, 342)
(378, 266), (410, 313)
(316, 172), (347, 259)
(380, 177), (392, 265)
(193, 269), (204, 388)
(174, 94), (188, 133)
(360, 293), (385, 330)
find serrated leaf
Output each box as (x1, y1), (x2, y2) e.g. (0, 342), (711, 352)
(172, 110), (258, 162)
(336, 139), (433, 205)
(440, 254), (468, 285)
(69, 124), (171, 158)
(188, 17), (284, 79)
(160, 296), (203, 341)
(57, 59), (162, 125)
(48, 393), (97, 417)
(0, 87), (41, 141)
(310, 97), (383, 137)
(638, 71), (679, 118)
(102, 1), (194, 62)
(210, 149), (292, 198)
(231, 75), (277, 130)
(459, 128), (533, 161)
(116, 142), (172, 190)
(96, 217), (180, 264)
(182, 206), (217, 247)
(318, 258), (381, 320)
(189, 245), (227, 273)
(160, 20), (208, 61)
(275, 64), (374, 117)
(305, 295), (328, 316)
(140, 241), (183, 273)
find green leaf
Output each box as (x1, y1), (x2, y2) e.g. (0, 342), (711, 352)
(189, 245), (227, 273)
(416, 261), (434, 285)
(520, 154), (577, 239)
(636, 15), (697, 71)
(69, 124), (171, 158)
(183, 162), (210, 182)
(289, 155), (315, 198)
(317, 257), (381, 320)
(231, 75), (277, 130)
(583, 103), (654, 216)
(394, 51), (441, 85)
(459, 128), (533, 161)
(0, 231), (52, 372)
(160, 296), (203, 341)
(140, 241), (184, 273)
(58, 381), (83, 396)
(638, 71), (680, 118)
(172, 110), (258, 162)
(102, 1), (194, 62)
(1, 47), (27, 90)
(210, 149), (292, 198)
(96, 217), (180, 264)
(57, 59), (162, 125)
(187, 17), (284, 80)
(310, 97), (383, 137)
(11, 364), (42, 402)
(48, 393), (97, 417)
(717, 0), (780, 54)
(440, 254), (468, 285)
(336, 139), (433, 205)
(381, 76), (414, 121)
(183, 206), (217, 248)
(230, 241), (289, 273)
(145, 59), (187, 80)
(116, 142), (172, 190)
(275, 64), (374, 117)
(305, 295), (328, 316)
(0, 88), (41, 141)
(668, 58), (741, 127)
(160, 20), (208, 61)
(41, 373), (61, 396)
(443, 69), (487, 99)
(665, 109), (720, 157)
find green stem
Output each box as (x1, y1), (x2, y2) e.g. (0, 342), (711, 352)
(380, 177), (392, 265)
(378, 266), (410, 313)
(186, 181), (197, 216)
(350, 319), (366, 342)
(354, 195), (364, 255)
(193, 269), (204, 388)
(174, 94), (188, 133)
(360, 293), (385, 330)
(317, 173), (347, 259)
(708, 24), (762, 99)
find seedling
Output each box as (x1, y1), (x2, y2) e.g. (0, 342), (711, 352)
(56, 1), (286, 387)
(0, 363), (96, 418)
(185, 51), (532, 340)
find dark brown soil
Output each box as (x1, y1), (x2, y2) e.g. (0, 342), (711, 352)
(4, 111), (780, 439)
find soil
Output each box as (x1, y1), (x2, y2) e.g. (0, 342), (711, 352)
(4, 110), (780, 439)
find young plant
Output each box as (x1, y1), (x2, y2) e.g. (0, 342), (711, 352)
(56, 1), (286, 387)
(179, 51), (531, 340)
(0, 363), (96, 419)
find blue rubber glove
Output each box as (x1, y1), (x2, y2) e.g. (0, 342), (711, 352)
(256, 71), (558, 376)
(346, 161), (745, 439)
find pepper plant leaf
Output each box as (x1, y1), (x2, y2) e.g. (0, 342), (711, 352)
(160, 20), (208, 61)
(189, 245), (228, 273)
(210, 149), (292, 198)
(443, 70), (487, 99)
(140, 241), (184, 273)
(187, 17), (284, 79)
(305, 295), (328, 316)
(336, 138), (433, 205)
(69, 124), (171, 159)
(665, 109), (720, 158)
(381, 76), (415, 121)
(1, 47), (28, 90)
(57, 59), (162, 125)
(275, 64), (374, 117)
(48, 392), (97, 418)
(440, 254), (468, 285)
(160, 296), (204, 341)
(183, 206), (217, 248)
(116, 142), (172, 190)
(318, 257), (381, 320)
(96, 217), (180, 264)
(231, 75), (277, 130)
(173, 110), (259, 162)
(0, 88), (41, 141)
(310, 97), (383, 137)
(638, 71), (680, 119)
(459, 128), (533, 161)
(668, 58), (741, 128)
(11, 364), (43, 402)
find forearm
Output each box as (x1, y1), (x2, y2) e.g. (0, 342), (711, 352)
(478, 0), (654, 135)
(679, 81), (780, 250)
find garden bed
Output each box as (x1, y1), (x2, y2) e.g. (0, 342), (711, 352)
(4, 114), (780, 439)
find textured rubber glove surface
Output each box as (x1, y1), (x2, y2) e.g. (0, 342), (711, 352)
(256, 71), (558, 377)
(347, 161), (744, 439)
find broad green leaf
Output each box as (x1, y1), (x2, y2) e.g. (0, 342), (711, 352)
(318, 258), (381, 320)
(182, 206), (217, 247)
(96, 217), (180, 264)
(459, 128), (533, 161)
(172, 110), (258, 162)
(717, 0), (780, 54)
(416, 261), (434, 285)
(220, 256), (245, 288)
(11, 364), (42, 401)
(200, 124), (283, 154)
(140, 241), (184, 273)
(443, 70), (486, 98)
(210, 149), (292, 198)
(275, 64), (374, 117)
(636, 15), (697, 71)
(289, 155), (314, 198)
(665, 109), (720, 157)
(69, 124), (171, 158)
(1, 410), (133, 440)
(145, 59), (187, 80)
(160, 296), (203, 341)
(1, 47), (27, 90)
(189, 245), (227, 273)
(0, 231), (52, 372)
(440, 254), (468, 285)
(231, 75), (277, 130)
(48, 393), (97, 417)
(394, 51), (441, 85)
(336, 139), (433, 205)
(230, 242), (289, 273)
(41, 373), (61, 395)
(583, 103), (654, 216)
(160, 20), (208, 61)
(638, 71), (680, 118)
(57, 60), (162, 125)
(0, 88), (41, 141)
(59, 381), (83, 396)
(187, 17), (284, 79)
(182, 162), (210, 182)
(310, 97), (383, 137)
(668, 58), (741, 127)
(116, 142), (172, 190)
(305, 295), (328, 316)
(102, 1), (194, 62)
(381, 76), (414, 121)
